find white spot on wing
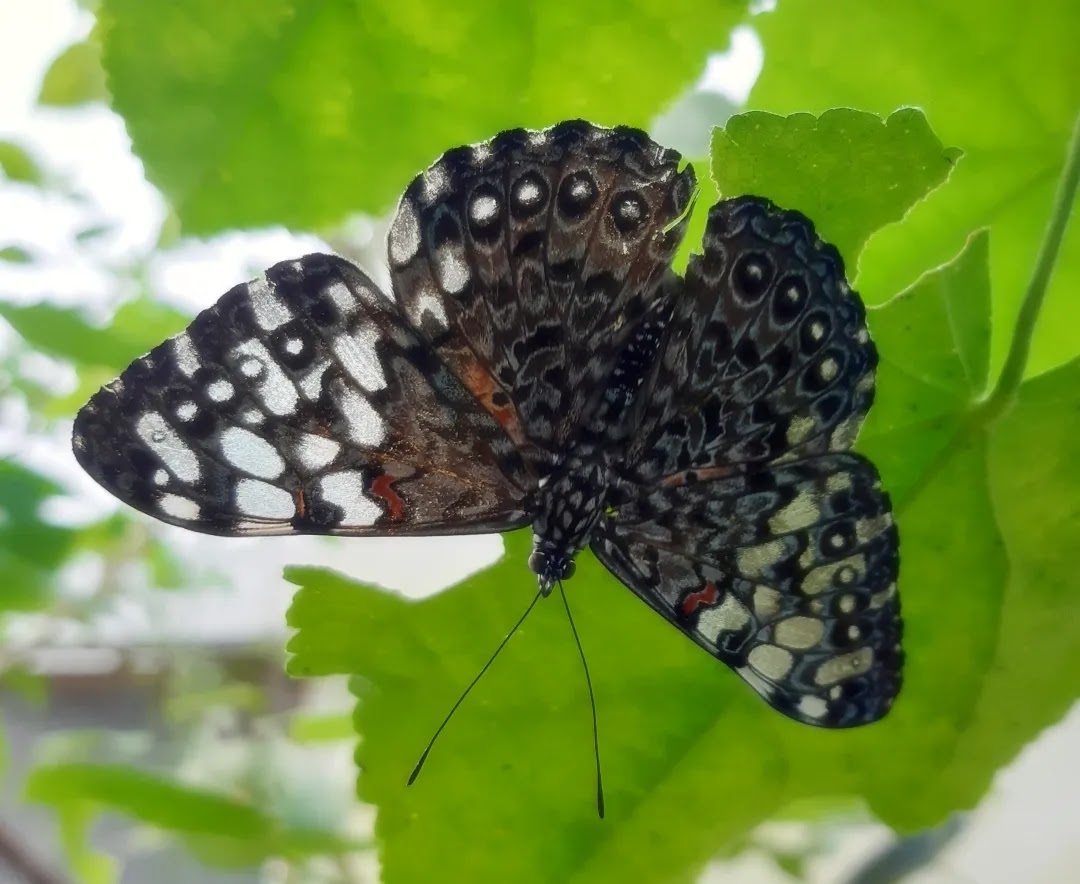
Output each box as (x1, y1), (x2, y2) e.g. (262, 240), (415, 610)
(235, 478), (294, 519)
(753, 585), (781, 620)
(737, 538), (789, 578)
(153, 469), (169, 486)
(415, 287), (448, 330)
(774, 616), (825, 649)
(696, 595), (751, 643)
(249, 276), (293, 331)
(296, 434), (341, 472)
(515, 179), (541, 206)
(317, 471), (380, 525)
(172, 334), (199, 378)
(339, 387), (386, 447)
(175, 401), (197, 422)
(232, 339), (298, 415)
(768, 489), (821, 534)
(159, 493), (200, 521)
(389, 200), (421, 266)
(324, 280), (357, 317)
(332, 325), (385, 392)
(786, 415), (815, 446)
(830, 414), (861, 449)
(207, 379), (234, 402)
(798, 695), (829, 719)
(298, 359), (330, 401)
(815, 648), (874, 686)
(220, 426), (286, 479)
(469, 193), (498, 226)
(136, 412), (200, 484)
(435, 247), (470, 294)
(856, 513), (893, 544)
(748, 644), (794, 680)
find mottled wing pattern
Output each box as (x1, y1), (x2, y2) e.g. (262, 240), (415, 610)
(594, 454), (901, 726)
(628, 197), (876, 484)
(73, 254), (531, 536)
(387, 120), (697, 469)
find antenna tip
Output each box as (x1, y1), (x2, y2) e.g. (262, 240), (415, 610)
(407, 750), (429, 786)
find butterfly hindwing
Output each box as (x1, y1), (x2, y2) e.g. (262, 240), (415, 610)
(387, 120), (698, 467)
(593, 453), (901, 727)
(629, 196), (877, 483)
(73, 254), (531, 537)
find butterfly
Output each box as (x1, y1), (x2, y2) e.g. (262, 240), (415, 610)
(73, 119), (901, 730)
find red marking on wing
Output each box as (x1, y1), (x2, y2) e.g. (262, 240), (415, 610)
(294, 485), (306, 519)
(681, 581), (720, 616)
(371, 473), (405, 521)
(662, 466), (737, 488)
(458, 360), (528, 444)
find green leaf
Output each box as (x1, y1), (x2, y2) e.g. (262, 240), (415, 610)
(710, 109), (960, 267)
(0, 246), (33, 264)
(26, 763), (270, 837)
(860, 229), (992, 503)
(0, 297), (188, 373)
(38, 38), (109, 106)
(26, 762), (362, 868)
(100, 0), (748, 233)
(289, 712), (356, 744)
(748, 0), (1080, 377)
(0, 141), (43, 184)
(0, 461), (75, 566)
(286, 231), (1079, 879)
(56, 801), (117, 884)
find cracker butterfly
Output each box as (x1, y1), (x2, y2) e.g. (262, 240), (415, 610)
(73, 120), (901, 733)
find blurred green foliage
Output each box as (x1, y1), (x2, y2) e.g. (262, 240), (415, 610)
(0, 0), (1077, 882)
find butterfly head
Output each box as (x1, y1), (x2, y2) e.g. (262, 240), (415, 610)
(528, 546), (577, 597)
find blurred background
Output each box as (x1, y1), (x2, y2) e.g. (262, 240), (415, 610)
(1, 0), (1078, 882)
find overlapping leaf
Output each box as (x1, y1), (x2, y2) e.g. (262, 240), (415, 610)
(99, 0), (749, 233)
(749, 0), (1080, 377)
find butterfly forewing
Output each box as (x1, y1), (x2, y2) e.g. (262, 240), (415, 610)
(628, 197), (877, 484)
(387, 120), (697, 467)
(73, 253), (531, 536)
(594, 453), (901, 727)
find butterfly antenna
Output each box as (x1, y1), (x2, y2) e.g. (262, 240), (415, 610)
(558, 581), (605, 819)
(408, 586), (544, 786)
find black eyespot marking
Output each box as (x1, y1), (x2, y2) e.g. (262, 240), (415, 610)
(799, 310), (832, 354)
(557, 170), (598, 218)
(772, 275), (809, 324)
(819, 520), (856, 558)
(510, 171), (549, 219)
(611, 190), (649, 234)
(467, 184), (503, 240)
(732, 252), (773, 301)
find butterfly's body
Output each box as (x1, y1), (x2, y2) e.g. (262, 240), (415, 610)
(74, 120), (902, 731)
(529, 454), (609, 593)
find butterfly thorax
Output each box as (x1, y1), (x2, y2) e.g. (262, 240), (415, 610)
(529, 456), (609, 595)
